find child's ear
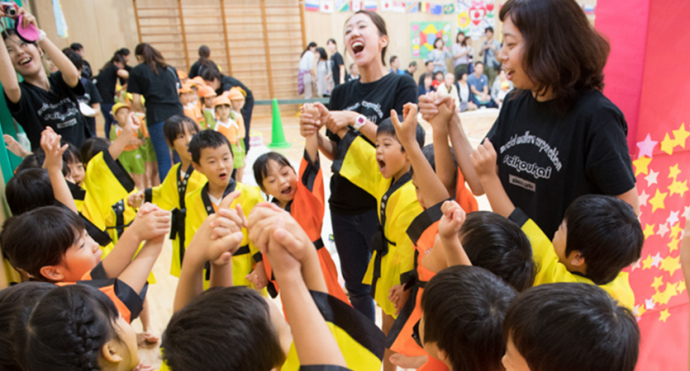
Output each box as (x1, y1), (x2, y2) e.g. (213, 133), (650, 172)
(100, 341), (123, 363)
(569, 250), (586, 268)
(192, 162), (201, 172)
(39, 265), (65, 282)
(437, 348), (451, 367)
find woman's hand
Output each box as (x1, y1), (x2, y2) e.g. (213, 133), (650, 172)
(16, 8), (38, 31)
(325, 111), (358, 134)
(300, 102), (328, 137)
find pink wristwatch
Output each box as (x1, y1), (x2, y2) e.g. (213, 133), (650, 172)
(353, 114), (366, 131)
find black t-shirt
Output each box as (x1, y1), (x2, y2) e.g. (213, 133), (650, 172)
(127, 63), (184, 124)
(330, 52), (344, 87)
(189, 59), (218, 79)
(81, 59), (93, 79)
(326, 72), (418, 213)
(486, 89), (636, 238)
(5, 71), (89, 150)
(79, 77), (102, 136)
(95, 64), (120, 104)
(118, 64), (132, 86)
(217, 75), (254, 104)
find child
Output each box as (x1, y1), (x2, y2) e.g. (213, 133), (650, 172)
(421, 265), (517, 371)
(213, 94), (244, 183)
(185, 129), (264, 289)
(252, 104), (347, 303)
(197, 84), (217, 130)
(471, 140), (644, 308)
(332, 106), (425, 368)
(129, 115), (206, 276)
(227, 87), (247, 181)
(26, 285), (145, 370)
(162, 200), (385, 371)
(110, 102), (146, 190)
(502, 283), (639, 371)
(180, 81), (203, 127)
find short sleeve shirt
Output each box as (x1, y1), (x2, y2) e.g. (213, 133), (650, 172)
(486, 90), (635, 238)
(331, 52), (344, 86)
(467, 73), (488, 93)
(96, 64), (120, 104)
(127, 63), (184, 124)
(4, 71), (89, 149)
(218, 75), (254, 105)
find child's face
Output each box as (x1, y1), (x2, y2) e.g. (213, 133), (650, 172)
(203, 96), (216, 109)
(375, 133), (407, 180)
(553, 220), (568, 265)
(231, 99), (245, 111)
(261, 159), (298, 205)
(68, 160), (85, 186)
(179, 93), (189, 105)
(57, 230), (102, 282)
(502, 336), (531, 371)
(266, 297), (293, 358)
(216, 104), (231, 121)
(194, 144), (234, 189)
(171, 126), (197, 163)
(115, 107), (130, 126)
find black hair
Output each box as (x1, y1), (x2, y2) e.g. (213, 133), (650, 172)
(0, 206), (85, 281)
(389, 55), (399, 65)
(27, 285), (122, 371)
(376, 116), (425, 151)
(327, 38), (337, 45)
(474, 61), (484, 68)
(15, 153), (40, 173)
(348, 10), (389, 66)
(503, 283), (639, 371)
(188, 129), (232, 164)
(485, 26), (494, 34)
(80, 137), (110, 165)
(460, 211), (535, 292)
(116, 47), (130, 57)
(199, 60), (223, 83)
(425, 60), (434, 67)
(422, 265), (516, 371)
(163, 114), (200, 146)
(6, 169), (54, 215)
(63, 141), (82, 164)
(564, 195), (643, 285)
(409, 61), (417, 67)
(253, 152), (294, 192)
(62, 48), (83, 70)
(198, 44), (210, 59)
(69, 43), (84, 51)
(0, 282), (55, 371)
(100, 52), (126, 73)
(301, 41), (318, 58)
(316, 47), (328, 61)
(162, 286), (285, 371)
(409, 144), (458, 191)
(434, 71), (444, 80)
(2, 28), (33, 44)
(134, 43), (167, 74)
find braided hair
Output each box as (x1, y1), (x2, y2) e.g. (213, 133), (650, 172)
(26, 285), (121, 371)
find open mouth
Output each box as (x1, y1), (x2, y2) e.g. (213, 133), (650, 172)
(219, 171), (228, 180)
(18, 57), (31, 66)
(352, 41), (364, 55)
(504, 68), (514, 80)
(377, 158), (386, 173)
(280, 185), (293, 196)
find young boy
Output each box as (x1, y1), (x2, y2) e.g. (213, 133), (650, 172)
(502, 283), (639, 371)
(110, 102), (146, 190)
(197, 84), (217, 130)
(128, 115), (206, 276)
(332, 106), (425, 366)
(184, 129), (264, 289)
(471, 140), (644, 308)
(162, 199), (385, 371)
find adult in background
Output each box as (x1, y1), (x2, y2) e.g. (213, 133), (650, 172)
(115, 47), (132, 86)
(63, 49), (102, 137)
(70, 42), (92, 79)
(478, 26), (501, 86)
(467, 62), (496, 108)
(452, 31), (473, 80)
(327, 38), (345, 86)
(418, 59), (434, 86)
(300, 9), (418, 325)
(428, 38), (452, 75)
(200, 63), (254, 152)
(127, 43), (184, 181)
(0, 8), (89, 150)
(298, 41), (317, 98)
(389, 55), (405, 75)
(405, 61), (416, 77)
(188, 45), (217, 79)
(95, 52), (129, 139)
(421, 0), (639, 239)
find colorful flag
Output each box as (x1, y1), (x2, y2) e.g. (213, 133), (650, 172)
(305, 0), (319, 11)
(381, 0), (392, 11)
(443, 3), (455, 14)
(430, 3), (443, 14)
(392, 1), (406, 12)
(336, 0), (350, 11)
(420, 1), (430, 13)
(584, 4), (595, 15)
(363, 0), (378, 11)
(320, 0), (334, 12)
(406, 2), (419, 12)
(352, 0), (362, 11)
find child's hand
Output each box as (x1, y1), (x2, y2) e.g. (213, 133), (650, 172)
(470, 139), (498, 180)
(429, 95), (454, 134)
(4, 134), (31, 158)
(127, 191), (145, 209)
(248, 203), (313, 263)
(122, 112), (141, 137)
(418, 92), (440, 122)
(246, 261), (269, 289)
(438, 200), (467, 239)
(264, 216), (303, 277)
(390, 103), (419, 149)
(388, 284), (410, 315)
(40, 127), (67, 171)
(300, 102), (328, 137)
(129, 203), (171, 242)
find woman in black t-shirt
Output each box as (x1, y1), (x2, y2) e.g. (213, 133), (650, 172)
(421, 0), (639, 239)
(127, 43), (184, 182)
(299, 10), (418, 329)
(95, 52), (129, 139)
(0, 8), (89, 150)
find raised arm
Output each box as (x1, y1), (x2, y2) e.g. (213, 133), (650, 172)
(40, 128), (77, 213)
(438, 200), (472, 266)
(300, 102), (336, 160)
(470, 139), (515, 218)
(108, 112), (140, 160)
(0, 10), (21, 102)
(427, 94), (460, 197)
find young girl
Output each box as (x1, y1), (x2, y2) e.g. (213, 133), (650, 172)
(227, 87), (246, 182)
(110, 103), (146, 190)
(197, 84), (217, 130)
(315, 47), (331, 97)
(252, 116), (349, 305)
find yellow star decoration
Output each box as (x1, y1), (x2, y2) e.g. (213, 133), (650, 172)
(649, 189), (667, 212)
(678, 280), (686, 294)
(651, 276), (664, 290)
(673, 122), (689, 148)
(661, 133), (676, 155)
(643, 224), (655, 240)
(659, 309), (671, 322)
(632, 156), (652, 176)
(660, 255), (681, 276)
(642, 254), (654, 270)
(671, 223), (683, 239)
(669, 164), (681, 179)
(668, 237), (680, 252)
(668, 179), (688, 197)
(652, 282), (678, 305)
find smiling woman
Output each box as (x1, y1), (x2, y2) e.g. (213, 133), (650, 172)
(0, 7), (90, 150)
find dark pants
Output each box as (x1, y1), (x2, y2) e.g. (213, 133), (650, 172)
(241, 100), (253, 153)
(331, 208), (378, 321)
(148, 120), (172, 182)
(100, 103), (115, 140)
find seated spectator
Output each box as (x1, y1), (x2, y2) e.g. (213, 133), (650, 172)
(418, 60), (435, 86)
(389, 55), (406, 75)
(491, 69), (514, 108)
(406, 61), (417, 77)
(467, 62), (496, 108)
(437, 73), (461, 113)
(457, 72), (478, 112)
(418, 73), (436, 96)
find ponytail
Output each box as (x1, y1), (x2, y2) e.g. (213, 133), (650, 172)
(134, 43), (168, 74)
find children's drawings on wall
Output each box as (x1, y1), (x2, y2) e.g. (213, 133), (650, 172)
(410, 21), (451, 60)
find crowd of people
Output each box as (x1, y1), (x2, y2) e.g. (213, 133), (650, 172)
(0, 1), (681, 371)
